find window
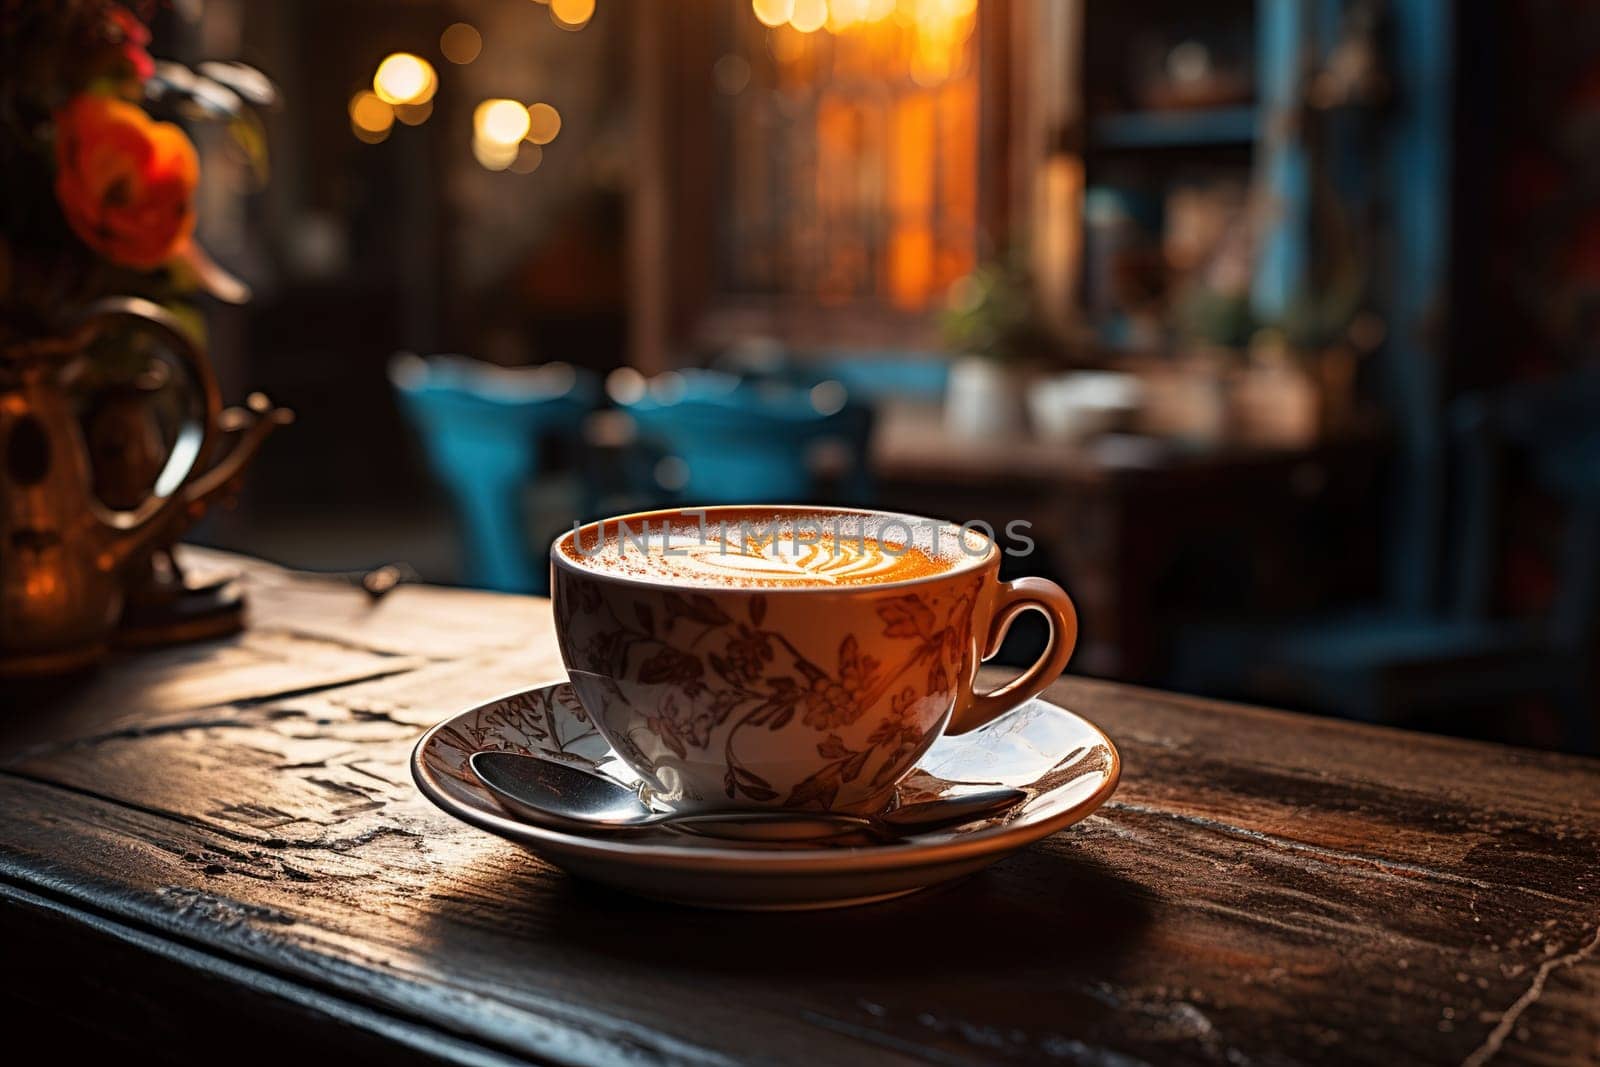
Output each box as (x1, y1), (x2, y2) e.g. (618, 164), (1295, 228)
(715, 1), (982, 314)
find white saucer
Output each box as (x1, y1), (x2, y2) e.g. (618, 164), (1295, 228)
(411, 680), (1121, 910)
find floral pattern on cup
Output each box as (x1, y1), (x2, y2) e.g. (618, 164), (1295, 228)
(555, 566), (987, 813)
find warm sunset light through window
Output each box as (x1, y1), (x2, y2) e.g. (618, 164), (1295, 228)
(721, 0), (980, 312)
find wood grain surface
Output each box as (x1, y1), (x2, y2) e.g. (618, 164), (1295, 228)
(1, 549), (1596, 1066)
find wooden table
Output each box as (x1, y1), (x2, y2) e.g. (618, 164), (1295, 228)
(2, 550), (1597, 1066)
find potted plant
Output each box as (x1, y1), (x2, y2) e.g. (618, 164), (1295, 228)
(938, 260), (1058, 439)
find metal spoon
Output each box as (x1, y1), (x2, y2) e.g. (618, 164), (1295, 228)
(468, 750), (1026, 843)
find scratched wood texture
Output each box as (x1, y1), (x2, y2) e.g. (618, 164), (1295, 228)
(0, 549), (1596, 1067)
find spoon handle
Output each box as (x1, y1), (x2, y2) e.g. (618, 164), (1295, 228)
(878, 786), (1027, 829)
(652, 810), (893, 843)
(649, 786), (1026, 842)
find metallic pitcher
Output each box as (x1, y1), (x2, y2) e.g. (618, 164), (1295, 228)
(0, 296), (220, 675)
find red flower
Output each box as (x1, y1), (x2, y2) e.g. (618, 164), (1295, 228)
(107, 5), (155, 82)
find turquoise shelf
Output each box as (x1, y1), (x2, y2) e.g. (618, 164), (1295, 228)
(1089, 106), (1258, 150)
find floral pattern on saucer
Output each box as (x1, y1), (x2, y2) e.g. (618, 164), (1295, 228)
(413, 680), (1120, 909)
(422, 681), (637, 799)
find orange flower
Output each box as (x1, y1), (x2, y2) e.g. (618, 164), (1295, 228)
(54, 95), (199, 270)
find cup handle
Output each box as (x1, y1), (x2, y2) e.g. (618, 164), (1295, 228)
(946, 577), (1078, 735)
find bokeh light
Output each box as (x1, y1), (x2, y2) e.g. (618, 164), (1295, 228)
(768, 25), (809, 63)
(525, 102), (562, 145)
(508, 143), (544, 175)
(751, 0), (794, 27)
(373, 53), (436, 105)
(789, 0), (828, 33)
(650, 371), (687, 403)
(475, 98), (531, 145)
(550, 0), (596, 30)
(713, 54), (752, 95)
(653, 456), (690, 492)
(394, 99), (433, 126)
(605, 367), (646, 404)
(809, 380), (847, 415)
(440, 23), (482, 65)
(754, 0), (951, 35)
(473, 136), (519, 171)
(348, 90), (393, 143)
(828, 0), (868, 30)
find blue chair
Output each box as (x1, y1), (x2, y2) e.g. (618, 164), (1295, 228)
(1174, 371), (1600, 752)
(390, 354), (598, 593)
(620, 373), (875, 505)
(714, 346), (951, 404)
(799, 350), (950, 404)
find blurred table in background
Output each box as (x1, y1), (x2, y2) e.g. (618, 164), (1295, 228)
(874, 401), (1386, 682)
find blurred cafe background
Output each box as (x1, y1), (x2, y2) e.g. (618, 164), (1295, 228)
(143, 0), (1597, 753)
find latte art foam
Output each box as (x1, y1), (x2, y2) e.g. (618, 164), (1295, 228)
(558, 508), (990, 588)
